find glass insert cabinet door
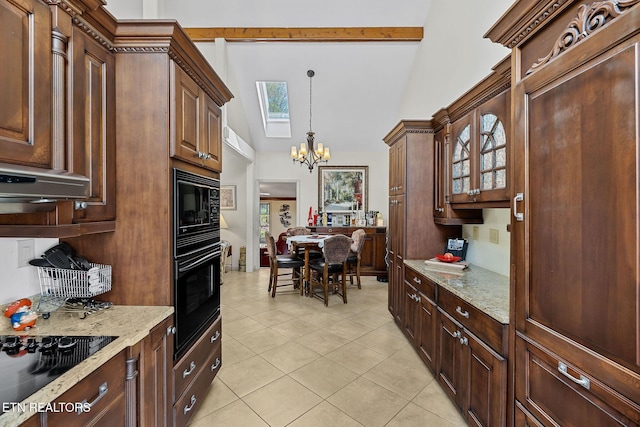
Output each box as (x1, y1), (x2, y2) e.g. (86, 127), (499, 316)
(449, 89), (510, 204)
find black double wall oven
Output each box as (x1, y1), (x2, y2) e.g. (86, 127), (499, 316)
(173, 168), (221, 360)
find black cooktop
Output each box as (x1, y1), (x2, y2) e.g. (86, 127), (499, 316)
(0, 335), (117, 412)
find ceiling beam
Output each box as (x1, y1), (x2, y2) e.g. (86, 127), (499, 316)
(183, 27), (423, 42)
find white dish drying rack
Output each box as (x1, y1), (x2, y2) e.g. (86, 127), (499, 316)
(35, 263), (112, 319)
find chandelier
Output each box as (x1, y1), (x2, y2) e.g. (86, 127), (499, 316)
(290, 70), (330, 172)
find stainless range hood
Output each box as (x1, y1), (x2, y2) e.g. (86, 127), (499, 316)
(0, 162), (89, 213)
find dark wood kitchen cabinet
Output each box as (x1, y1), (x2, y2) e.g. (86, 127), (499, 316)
(138, 316), (174, 427)
(486, 1), (640, 425)
(173, 315), (222, 426)
(0, 0), (52, 169)
(0, 0), (117, 236)
(68, 26), (117, 224)
(432, 111), (483, 225)
(445, 56), (511, 208)
(436, 290), (507, 427)
(403, 266), (437, 372)
(384, 120), (454, 327)
(172, 64), (223, 172)
(47, 349), (127, 427)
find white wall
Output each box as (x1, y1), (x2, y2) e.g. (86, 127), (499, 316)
(398, 0), (513, 119)
(395, 0), (514, 276)
(0, 238), (59, 304)
(255, 151), (389, 227)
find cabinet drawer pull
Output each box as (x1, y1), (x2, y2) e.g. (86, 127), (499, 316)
(183, 361), (196, 378)
(558, 362), (590, 390)
(456, 306), (470, 318)
(412, 276), (421, 285)
(183, 395), (197, 414)
(211, 330), (221, 343)
(78, 382), (108, 414)
(211, 357), (221, 371)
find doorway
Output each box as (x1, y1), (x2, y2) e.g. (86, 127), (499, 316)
(258, 180), (298, 266)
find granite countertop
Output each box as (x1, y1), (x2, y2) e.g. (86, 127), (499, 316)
(404, 259), (509, 324)
(0, 304), (173, 426)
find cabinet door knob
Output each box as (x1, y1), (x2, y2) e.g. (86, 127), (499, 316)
(459, 336), (468, 346)
(75, 201), (88, 210)
(452, 330), (461, 339)
(167, 326), (176, 336)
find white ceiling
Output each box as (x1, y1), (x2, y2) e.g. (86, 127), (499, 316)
(104, 0), (434, 154)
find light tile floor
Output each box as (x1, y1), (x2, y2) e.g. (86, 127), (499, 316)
(188, 268), (467, 427)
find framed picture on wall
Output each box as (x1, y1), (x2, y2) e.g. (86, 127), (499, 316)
(318, 166), (368, 213)
(220, 185), (236, 210)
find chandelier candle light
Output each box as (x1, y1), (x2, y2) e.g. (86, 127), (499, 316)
(290, 70), (330, 172)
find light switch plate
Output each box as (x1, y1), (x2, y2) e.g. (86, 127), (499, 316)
(18, 239), (35, 268)
(489, 228), (499, 244)
(472, 226), (479, 241)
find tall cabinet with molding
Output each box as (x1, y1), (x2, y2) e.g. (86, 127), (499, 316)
(487, 0), (640, 424)
(384, 120), (457, 327)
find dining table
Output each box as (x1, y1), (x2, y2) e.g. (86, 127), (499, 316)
(286, 234), (331, 295)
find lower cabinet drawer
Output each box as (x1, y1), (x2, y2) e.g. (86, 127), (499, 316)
(174, 344), (222, 426)
(515, 335), (640, 426)
(47, 350), (126, 426)
(404, 266), (436, 301)
(438, 286), (506, 355)
(173, 315), (222, 400)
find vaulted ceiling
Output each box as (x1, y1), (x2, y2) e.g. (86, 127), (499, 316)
(104, 0), (435, 154)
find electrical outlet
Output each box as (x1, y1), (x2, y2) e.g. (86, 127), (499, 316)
(489, 228), (499, 244)
(18, 239), (35, 268)
(472, 226), (479, 241)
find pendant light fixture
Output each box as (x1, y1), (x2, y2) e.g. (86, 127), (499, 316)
(290, 70), (330, 172)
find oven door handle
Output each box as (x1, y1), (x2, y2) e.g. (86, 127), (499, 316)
(179, 251), (219, 272)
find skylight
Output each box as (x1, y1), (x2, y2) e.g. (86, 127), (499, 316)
(256, 81), (291, 138)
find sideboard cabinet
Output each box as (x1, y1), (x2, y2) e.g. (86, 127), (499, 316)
(487, 1), (640, 425)
(307, 226), (387, 279)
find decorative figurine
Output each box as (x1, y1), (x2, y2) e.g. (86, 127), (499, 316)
(4, 298), (37, 331)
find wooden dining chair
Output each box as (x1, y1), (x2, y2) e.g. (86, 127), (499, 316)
(265, 232), (304, 298)
(346, 229), (367, 289)
(308, 234), (353, 306)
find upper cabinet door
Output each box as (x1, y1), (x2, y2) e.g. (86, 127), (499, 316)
(201, 94), (222, 172)
(0, 0), (52, 168)
(449, 90), (510, 205)
(69, 28), (116, 222)
(171, 63), (223, 172)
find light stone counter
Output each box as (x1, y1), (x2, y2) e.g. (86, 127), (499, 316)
(0, 304), (173, 426)
(404, 259), (509, 324)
